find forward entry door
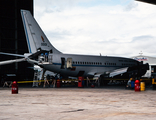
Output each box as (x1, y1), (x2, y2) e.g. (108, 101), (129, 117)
(67, 58), (72, 69)
(61, 58), (65, 69)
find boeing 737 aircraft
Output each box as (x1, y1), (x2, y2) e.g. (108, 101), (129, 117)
(0, 10), (149, 81)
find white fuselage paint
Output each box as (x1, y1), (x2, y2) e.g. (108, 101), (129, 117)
(39, 53), (138, 77)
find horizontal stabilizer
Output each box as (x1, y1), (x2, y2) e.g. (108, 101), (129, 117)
(0, 52), (25, 57)
(109, 67), (128, 77)
(0, 58), (26, 66)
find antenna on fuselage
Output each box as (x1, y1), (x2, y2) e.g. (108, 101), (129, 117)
(139, 51), (143, 56)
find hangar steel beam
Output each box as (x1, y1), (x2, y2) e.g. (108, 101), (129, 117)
(135, 0), (156, 5)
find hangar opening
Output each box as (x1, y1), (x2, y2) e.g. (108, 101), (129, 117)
(0, 0), (34, 87)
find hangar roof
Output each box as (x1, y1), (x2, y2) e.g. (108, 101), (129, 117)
(136, 0), (156, 5)
(132, 55), (156, 65)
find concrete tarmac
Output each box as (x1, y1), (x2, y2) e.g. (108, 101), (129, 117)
(0, 87), (156, 120)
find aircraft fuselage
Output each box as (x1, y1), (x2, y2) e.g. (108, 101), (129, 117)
(38, 53), (138, 77)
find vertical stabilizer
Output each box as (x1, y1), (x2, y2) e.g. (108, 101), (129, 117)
(21, 10), (62, 54)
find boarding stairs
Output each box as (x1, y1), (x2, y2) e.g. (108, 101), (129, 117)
(32, 70), (40, 87)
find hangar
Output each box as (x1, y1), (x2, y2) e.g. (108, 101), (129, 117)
(136, 0), (156, 5)
(0, 0), (155, 87)
(132, 54), (156, 78)
(0, 0), (34, 86)
(134, 1), (156, 77)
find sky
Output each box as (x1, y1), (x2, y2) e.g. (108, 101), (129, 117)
(34, 0), (156, 57)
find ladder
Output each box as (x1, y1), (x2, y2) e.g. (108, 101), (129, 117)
(32, 70), (39, 87)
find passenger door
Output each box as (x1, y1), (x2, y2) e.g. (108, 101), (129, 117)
(61, 58), (65, 69)
(67, 58), (72, 69)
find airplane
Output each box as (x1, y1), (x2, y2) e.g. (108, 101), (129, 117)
(0, 10), (149, 83)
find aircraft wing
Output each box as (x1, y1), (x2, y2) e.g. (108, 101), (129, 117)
(93, 73), (104, 80)
(91, 62), (148, 79)
(109, 67), (128, 77)
(90, 67), (128, 79)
